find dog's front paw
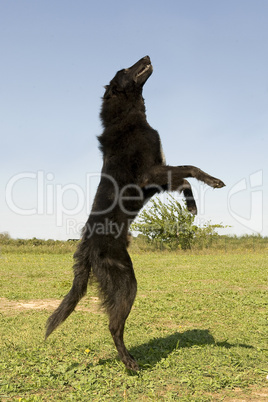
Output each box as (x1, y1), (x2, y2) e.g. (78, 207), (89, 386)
(186, 200), (197, 215)
(208, 177), (226, 189)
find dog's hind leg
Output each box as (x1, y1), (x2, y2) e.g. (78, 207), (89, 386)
(108, 288), (138, 371)
(94, 252), (139, 371)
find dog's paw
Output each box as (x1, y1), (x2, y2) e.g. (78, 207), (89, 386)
(185, 201), (197, 215)
(207, 177), (226, 189)
(187, 204), (197, 215)
(124, 357), (140, 371)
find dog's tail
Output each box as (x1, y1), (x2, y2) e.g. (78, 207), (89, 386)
(45, 245), (91, 339)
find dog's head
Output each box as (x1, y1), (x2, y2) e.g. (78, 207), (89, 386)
(103, 56), (153, 100)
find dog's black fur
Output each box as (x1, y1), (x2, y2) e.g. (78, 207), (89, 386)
(46, 56), (225, 371)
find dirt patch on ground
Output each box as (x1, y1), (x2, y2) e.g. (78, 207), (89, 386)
(0, 297), (100, 314)
(205, 387), (268, 401)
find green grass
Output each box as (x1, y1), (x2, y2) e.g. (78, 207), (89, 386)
(0, 251), (268, 401)
(1, 233), (268, 254)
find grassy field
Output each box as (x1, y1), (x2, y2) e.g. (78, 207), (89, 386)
(0, 248), (267, 401)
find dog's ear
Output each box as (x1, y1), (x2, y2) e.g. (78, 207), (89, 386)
(103, 85), (116, 99)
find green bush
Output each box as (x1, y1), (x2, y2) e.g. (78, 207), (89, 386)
(131, 195), (223, 250)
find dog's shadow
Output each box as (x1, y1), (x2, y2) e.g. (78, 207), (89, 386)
(127, 329), (253, 370)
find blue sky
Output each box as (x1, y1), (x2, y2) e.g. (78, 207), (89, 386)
(1, 0), (267, 239)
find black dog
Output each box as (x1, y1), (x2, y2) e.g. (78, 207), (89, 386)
(46, 56), (225, 370)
